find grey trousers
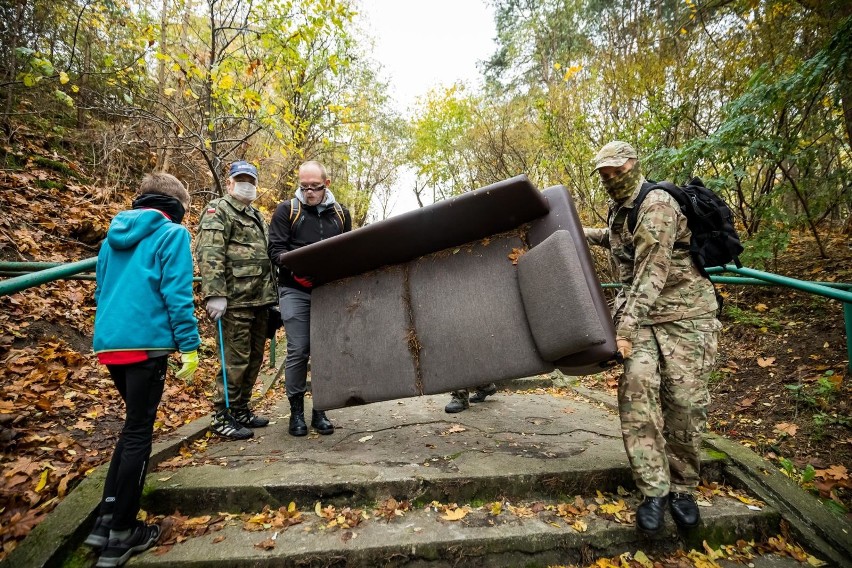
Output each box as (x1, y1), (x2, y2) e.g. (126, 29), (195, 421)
(279, 287), (312, 398)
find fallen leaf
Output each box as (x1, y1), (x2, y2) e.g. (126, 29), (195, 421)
(822, 465), (849, 480)
(358, 435), (373, 443)
(754, 303), (768, 312)
(254, 538), (275, 550)
(633, 550), (653, 568)
(441, 507), (468, 521)
(571, 520), (587, 532)
(212, 535), (225, 544)
(35, 469), (49, 493)
(757, 356), (776, 367)
(446, 424), (466, 434)
(507, 247), (526, 265)
(774, 422), (798, 437)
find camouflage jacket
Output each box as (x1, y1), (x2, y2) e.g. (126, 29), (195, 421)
(585, 181), (718, 340)
(194, 195), (278, 308)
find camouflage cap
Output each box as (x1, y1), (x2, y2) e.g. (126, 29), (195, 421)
(591, 141), (638, 175)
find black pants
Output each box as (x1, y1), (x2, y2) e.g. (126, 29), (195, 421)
(98, 356), (167, 530)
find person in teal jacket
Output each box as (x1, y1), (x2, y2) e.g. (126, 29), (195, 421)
(87, 172), (200, 568)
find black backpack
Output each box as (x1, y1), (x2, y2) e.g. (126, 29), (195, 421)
(626, 178), (743, 277)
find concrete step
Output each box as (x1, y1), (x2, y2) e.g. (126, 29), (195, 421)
(131, 494), (780, 568)
(141, 392), (725, 516)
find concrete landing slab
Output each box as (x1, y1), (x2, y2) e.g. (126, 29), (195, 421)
(144, 391), (726, 514)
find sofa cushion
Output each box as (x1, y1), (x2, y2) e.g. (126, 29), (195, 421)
(309, 265), (420, 410)
(529, 186), (618, 374)
(278, 175), (549, 286)
(518, 230), (608, 361)
(409, 232), (553, 394)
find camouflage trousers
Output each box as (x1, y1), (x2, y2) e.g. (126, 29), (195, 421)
(213, 306), (269, 412)
(619, 317), (721, 497)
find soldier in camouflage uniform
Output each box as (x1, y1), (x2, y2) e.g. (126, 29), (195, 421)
(195, 161), (278, 440)
(585, 141), (722, 534)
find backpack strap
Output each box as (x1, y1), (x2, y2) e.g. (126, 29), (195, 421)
(332, 202), (346, 234)
(289, 198), (305, 236)
(626, 181), (690, 250)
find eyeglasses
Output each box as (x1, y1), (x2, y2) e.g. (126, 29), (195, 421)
(299, 184), (325, 192)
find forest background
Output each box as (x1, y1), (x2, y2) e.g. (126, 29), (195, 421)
(0, 0), (850, 560)
(2, 0), (850, 245)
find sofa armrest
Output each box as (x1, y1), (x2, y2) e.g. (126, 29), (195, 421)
(517, 230), (609, 361)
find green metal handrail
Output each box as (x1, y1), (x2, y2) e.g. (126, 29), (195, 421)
(0, 258), (98, 296)
(0, 258), (278, 367)
(2, 259), (850, 371)
(604, 264), (852, 372)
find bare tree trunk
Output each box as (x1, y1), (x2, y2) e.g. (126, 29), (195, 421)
(777, 161), (827, 258)
(3, 1), (25, 137)
(76, 37), (90, 127)
(156, 0), (172, 171)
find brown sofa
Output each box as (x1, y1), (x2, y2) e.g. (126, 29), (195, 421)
(278, 175), (616, 410)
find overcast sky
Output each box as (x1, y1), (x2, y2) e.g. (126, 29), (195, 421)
(356, 1), (497, 216)
(357, 0), (496, 114)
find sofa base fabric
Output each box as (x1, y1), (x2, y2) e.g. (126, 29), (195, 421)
(518, 230), (608, 361)
(409, 234), (553, 395)
(309, 265), (420, 410)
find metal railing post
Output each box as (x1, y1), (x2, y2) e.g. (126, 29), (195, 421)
(845, 302), (852, 374)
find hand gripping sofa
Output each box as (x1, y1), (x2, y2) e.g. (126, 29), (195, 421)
(278, 175), (617, 410)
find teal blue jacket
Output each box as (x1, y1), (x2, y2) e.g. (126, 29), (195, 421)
(94, 209), (200, 354)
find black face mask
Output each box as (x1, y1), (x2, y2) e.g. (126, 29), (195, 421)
(132, 194), (186, 224)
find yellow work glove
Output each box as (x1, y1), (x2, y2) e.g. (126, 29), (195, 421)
(175, 350), (199, 383)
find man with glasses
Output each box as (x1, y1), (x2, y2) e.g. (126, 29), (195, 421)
(268, 160), (352, 437)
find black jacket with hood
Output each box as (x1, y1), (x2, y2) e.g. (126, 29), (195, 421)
(268, 187), (352, 293)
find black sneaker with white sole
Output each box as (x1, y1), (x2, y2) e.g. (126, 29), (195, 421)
(84, 513), (112, 549)
(209, 409), (253, 439)
(232, 409), (270, 428)
(95, 521), (160, 567)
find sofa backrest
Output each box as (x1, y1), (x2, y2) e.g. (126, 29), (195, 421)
(277, 175), (548, 285)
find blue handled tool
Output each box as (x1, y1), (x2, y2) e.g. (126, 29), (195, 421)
(217, 319), (230, 409)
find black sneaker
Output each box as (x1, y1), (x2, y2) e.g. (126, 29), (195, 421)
(444, 393), (470, 413)
(469, 383), (497, 403)
(233, 409), (270, 428)
(95, 521), (160, 567)
(210, 410), (253, 440)
(84, 513), (112, 549)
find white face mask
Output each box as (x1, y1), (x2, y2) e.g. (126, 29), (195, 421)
(232, 181), (257, 201)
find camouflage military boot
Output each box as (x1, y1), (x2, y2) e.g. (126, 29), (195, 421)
(444, 391), (470, 413)
(469, 383), (497, 403)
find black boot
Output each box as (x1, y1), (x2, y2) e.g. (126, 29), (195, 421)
(670, 492), (700, 528)
(288, 395), (307, 437)
(636, 495), (668, 535)
(311, 409), (334, 435)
